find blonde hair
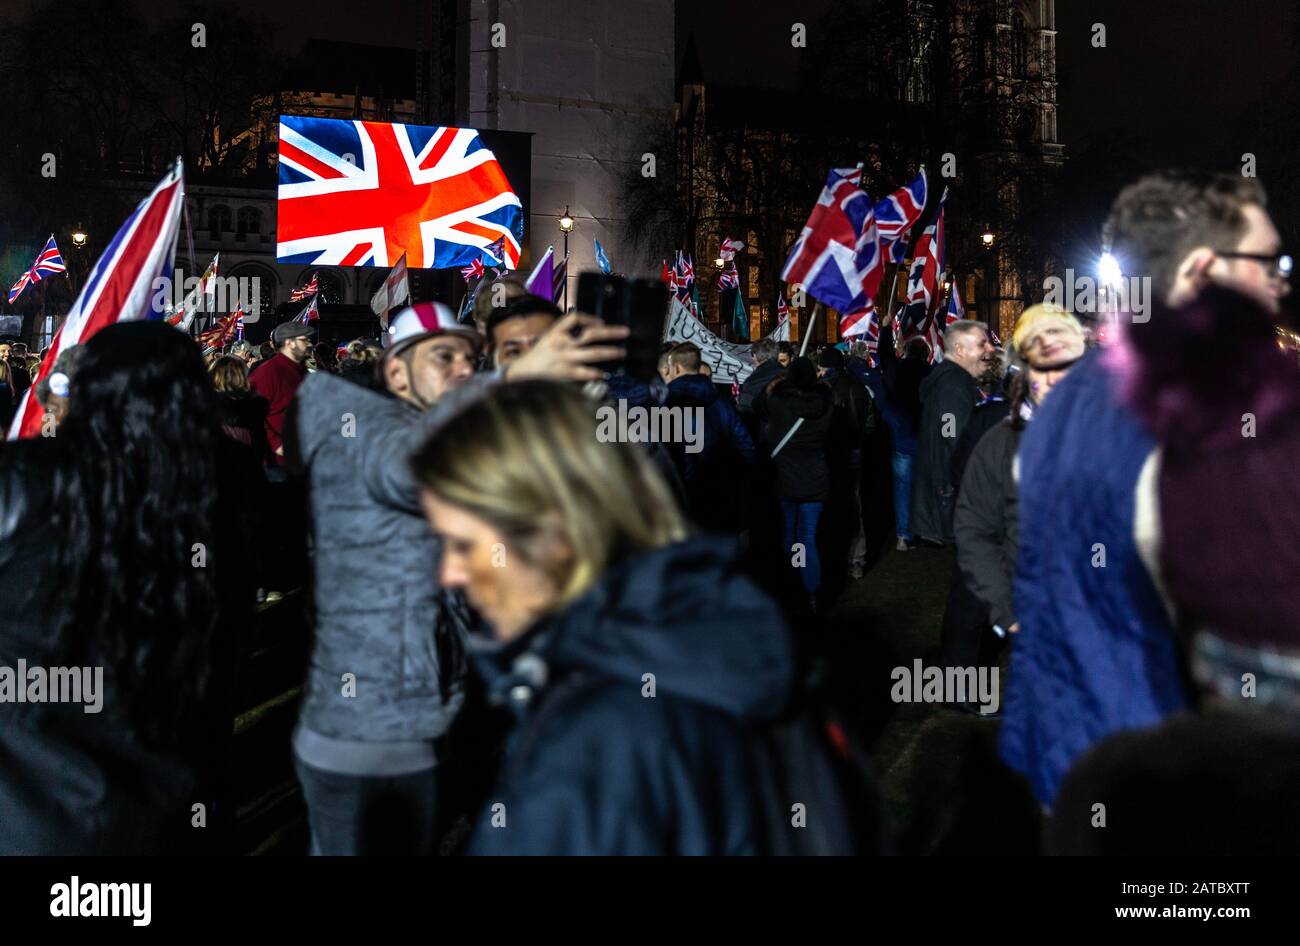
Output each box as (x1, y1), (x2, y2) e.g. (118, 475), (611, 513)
(410, 380), (689, 606)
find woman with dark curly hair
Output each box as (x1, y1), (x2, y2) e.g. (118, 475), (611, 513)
(0, 321), (258, 854)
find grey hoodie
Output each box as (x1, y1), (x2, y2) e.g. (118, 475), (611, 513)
(287, 372), (494, 749)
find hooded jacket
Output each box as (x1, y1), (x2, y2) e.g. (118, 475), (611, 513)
(468, 537), (796, 855)
(910, 359), (980, 542)
(288, 372), (491, 748)
(762, 378), (833, 503)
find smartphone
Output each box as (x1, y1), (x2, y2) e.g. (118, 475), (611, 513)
(575, 272), (668, 382)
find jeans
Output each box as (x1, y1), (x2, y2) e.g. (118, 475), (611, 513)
(294, 756), (438, 856)
(891, 452), (914, 540)
(781, 500), (824, 594)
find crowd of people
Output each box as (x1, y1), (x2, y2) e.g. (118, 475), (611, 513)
(1, 167), (1297, 855)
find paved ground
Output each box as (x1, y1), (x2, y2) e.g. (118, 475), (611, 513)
(822, 543), (1041, 854)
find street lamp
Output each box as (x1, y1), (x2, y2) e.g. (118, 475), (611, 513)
(558, 206), (575, 310)
(71, 225), (87, 248)
(714, 256), (725, 268)
(980, 230), (995, 247)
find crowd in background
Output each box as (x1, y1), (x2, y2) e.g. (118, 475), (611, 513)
(1, 168), (1298, 855)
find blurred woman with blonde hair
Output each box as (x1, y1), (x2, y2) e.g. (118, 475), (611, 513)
(410, 379), (796, 854)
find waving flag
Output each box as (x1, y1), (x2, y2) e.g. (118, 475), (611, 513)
(947, 278), (965, 324)
(276, 116), (523, 271)
(295, 293), (320, 324)
(289, 273), (319, 302)
(731, 288), (749, 342)
(781, 166), (884, 335)
(9, 162), (184, 440)
(718, 266), (739, 291)
(166, 253), (220, 331)
(875, 168), (928, 264)
(524, 245), (565, 303)
(8, 236), (67, 304)
(904, 191), (947, 328)
(460, 258), (485, 282)
(776, 293), (789, 323)
(719, 237), (745, 261)
(369, 252), (410, 331)
(197, 307), (243, 350)
(594, 238), (612, 274)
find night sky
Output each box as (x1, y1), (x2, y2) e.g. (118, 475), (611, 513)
(190, 0), (1297, 158)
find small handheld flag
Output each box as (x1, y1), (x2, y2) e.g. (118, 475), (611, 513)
(8, 236), (66, 304)
(594, 238), (612, 274)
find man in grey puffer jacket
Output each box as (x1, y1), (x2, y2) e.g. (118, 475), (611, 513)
(287, 302), (488, 855)
(287, 302), (632, 855)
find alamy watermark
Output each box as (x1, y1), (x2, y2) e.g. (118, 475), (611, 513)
(595, 399), (704, 454)
(0, 660), (104, 713)
(1043, 268), (1151, 323)
(150, 268), (262, 321)
(890, 660), (1000, 715)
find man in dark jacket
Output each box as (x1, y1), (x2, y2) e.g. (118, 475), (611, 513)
(763, 357), (833, 606)
(249, 321), (314, 465)
(909, 320), (995, 545)
(664, 342), (754, 532)
(738, 337), (785, 415)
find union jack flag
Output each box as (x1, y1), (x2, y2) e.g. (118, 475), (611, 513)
(289, 273), (319, 302)
(295, 293), (320, 324)
(874, 169), (928, 264)
(718, 266), (739, 291)
(719, 237), (745, 261)
(460, 258), (485, 282)
(9, 162), (184, 440)
(946, 278), (965, 325)
(8, 235), (66, 304)
(776, 293), (789, 322)
(276, 116), (523, 271)
(905, 191), (946, 323)
(675, 251), (695, 288)
(197, 307), (243, 350)
(780, 166), (884, 336)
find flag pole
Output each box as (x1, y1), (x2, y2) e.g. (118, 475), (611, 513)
(799, 302), (822, 358)
(177, 157), (200, 334)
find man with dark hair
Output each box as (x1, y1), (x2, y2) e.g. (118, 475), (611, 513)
(738, 337), (784, 414)
(1004, 170), (1289, 807)
(663, 341), (754, 532)
(249, 321), (314, 465)
(485, 294), (562, 370)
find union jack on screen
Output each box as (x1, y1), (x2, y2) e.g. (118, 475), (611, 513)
(8, 235), (67, 304)
(276, 116), (523, 271)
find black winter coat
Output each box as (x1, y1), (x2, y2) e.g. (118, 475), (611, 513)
(739, 359), (785, 414)
(953, 419), (1022, 630)
(910, 360), (980, 542)
(665, 373), (754, 531)
(467, 538), (795, 855)
(763, 380), (834, 503)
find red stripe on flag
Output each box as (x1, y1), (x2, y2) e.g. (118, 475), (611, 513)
(280, 140), (348, 180)
(12, 179), (181, 439)
(417, 126), (456, 171)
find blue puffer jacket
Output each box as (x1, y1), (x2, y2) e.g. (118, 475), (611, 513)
(1003, 351), (1190, 806)
(468, 537), (795, 855)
